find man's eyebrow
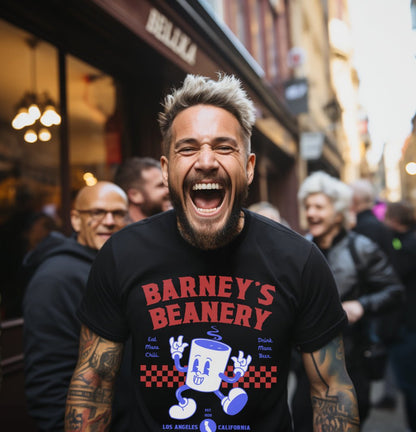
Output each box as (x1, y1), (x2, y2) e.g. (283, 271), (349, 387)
(213, 136), (238, 145)
(174, 136), (238, 148)
(174, 138), (198, 148)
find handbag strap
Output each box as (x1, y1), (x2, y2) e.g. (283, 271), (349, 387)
(347, 233), (366, 287)
(348, 233), (381, 343)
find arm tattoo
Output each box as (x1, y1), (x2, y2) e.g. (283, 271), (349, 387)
(308, 336), (360, 431)
(65, 404), (111, 432)
(65, 326), (123, 431)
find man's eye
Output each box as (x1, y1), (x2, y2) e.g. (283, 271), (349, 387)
(178, 147), (197, 154)
(113, 210), (127, 218)
(215, 145), (234, 153)
(218, 146), (232, 152)
(91, 209), (105, 217)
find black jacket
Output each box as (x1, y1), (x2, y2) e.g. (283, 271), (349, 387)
(353, 209), (394, 261)
(389, 229), (416, 331)
(323, 230), (402, 312)
(23, 235), (97, 431)
(316, 230), (404, 362)
(23, 234), (135, 431)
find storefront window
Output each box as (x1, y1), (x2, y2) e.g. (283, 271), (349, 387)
(0, 19), (121, 320)
(67, 55), (120, 192)
(0, 20), (61, 319)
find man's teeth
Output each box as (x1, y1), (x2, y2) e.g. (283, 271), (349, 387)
(196, 207), (219, 214)
(192, 183), (222, 191)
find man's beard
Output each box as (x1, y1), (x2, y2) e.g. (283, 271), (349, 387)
(141, 191), (165, 217)
(169, 182), (248, 250)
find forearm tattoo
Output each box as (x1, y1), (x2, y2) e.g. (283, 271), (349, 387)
(309, 337), (360, 432)
(65, 326), (122, 431)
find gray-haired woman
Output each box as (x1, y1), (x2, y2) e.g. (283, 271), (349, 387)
(291, 171), (403, 431)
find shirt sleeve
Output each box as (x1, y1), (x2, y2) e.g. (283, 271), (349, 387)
(293, 243), (347, 353)
(78, 238), (130, 342)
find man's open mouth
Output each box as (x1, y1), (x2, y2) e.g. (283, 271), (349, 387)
(190, 182), (225, 214)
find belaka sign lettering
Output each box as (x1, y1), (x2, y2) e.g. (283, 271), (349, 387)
(146, 8), (197, 66)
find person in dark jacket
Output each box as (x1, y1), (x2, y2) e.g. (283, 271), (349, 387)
(23, 181), (129, 432)
(292, 171), (404, 431)
(350, 178), (394, 259)
(350, 178), (399, 409)
(384, 200), (416, 432)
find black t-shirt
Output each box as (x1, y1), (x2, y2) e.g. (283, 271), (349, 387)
(79, 210), (346, 431)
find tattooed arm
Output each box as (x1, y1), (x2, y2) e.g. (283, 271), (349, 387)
(302, 334), (360, 432)
(64, 325), (123, 431)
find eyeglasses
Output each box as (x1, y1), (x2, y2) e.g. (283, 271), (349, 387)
(75, 208), (128, 223)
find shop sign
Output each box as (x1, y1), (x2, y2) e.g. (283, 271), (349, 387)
(146, 8), (197, 66)
(284, 78), (308, 115)
(300, 132), (324, 160)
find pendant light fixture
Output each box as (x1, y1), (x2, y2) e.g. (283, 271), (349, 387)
(11, 37), (61, 143)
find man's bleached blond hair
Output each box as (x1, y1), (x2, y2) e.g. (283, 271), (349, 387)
(158, 74), (256, 156)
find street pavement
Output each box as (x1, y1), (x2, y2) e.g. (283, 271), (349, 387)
(363, 380), (407, 432)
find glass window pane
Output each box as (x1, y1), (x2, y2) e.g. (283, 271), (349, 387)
(66, 56), (121, 192)
(0, 19), (61, 319)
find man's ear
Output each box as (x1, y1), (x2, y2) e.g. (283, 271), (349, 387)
(127, 188), (143, 205)
(160, 156), (169, 187)
(246, 153), (256, 185)
(70, 209), (81, 233)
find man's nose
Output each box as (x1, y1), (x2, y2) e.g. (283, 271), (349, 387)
(305, 207), (316, 219)
(195, 146), (219, 171)
(102, 211), (116, 225)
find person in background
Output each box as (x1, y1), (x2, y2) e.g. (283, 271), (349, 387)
(293, 171), (403, 431)
(350, 179), (394, 258)
(65, 74), (359, 431)
(373, 200), (387, 222)
(384, 200), (416, 432)
(0, 186), (58, 319)
(114, 156), (171, 222)
(248, 201), (291, 227)
(23, 181), (129, 432)
(248, 201), (282, 222)
(350, 178), (399, 410)
(24, 212), (59, 253)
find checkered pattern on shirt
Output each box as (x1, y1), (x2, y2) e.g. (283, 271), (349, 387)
(139, 364), (278, 389)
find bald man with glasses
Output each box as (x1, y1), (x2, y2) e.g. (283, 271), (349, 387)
(23, 181), (130, 432)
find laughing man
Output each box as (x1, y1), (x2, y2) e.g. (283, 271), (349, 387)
(65, 74), (359, 432)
